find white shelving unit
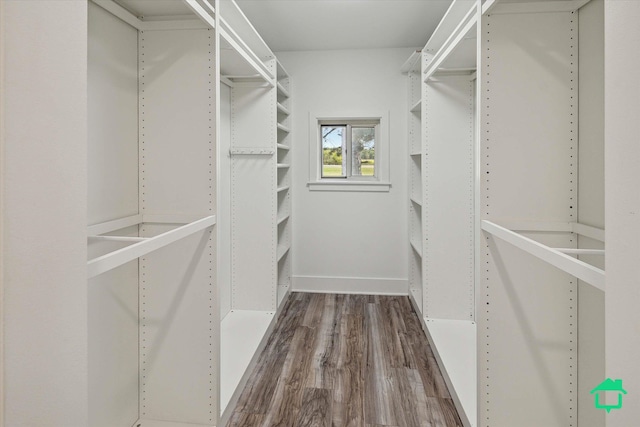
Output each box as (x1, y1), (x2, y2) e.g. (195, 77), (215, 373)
(217, 7), (294, 424)
(478, 1), (605, 426)
(276, 60), (293, 307)
(403, 0), (605, 426)
(403, 1), (478, 425)
(87, 0), (294, 425)
(87, 1), (219, 426)
(401, 50), (423, 313)
(405, 1), (606, 426)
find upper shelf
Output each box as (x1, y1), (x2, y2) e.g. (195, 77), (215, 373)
(486, 0), (592, 15)
(92, 0), (215, 30)
(219, 0), (273, 65)
(424, 15), (477, 80)
(94, 0), (275, 85)
(424, 0), (476, 58)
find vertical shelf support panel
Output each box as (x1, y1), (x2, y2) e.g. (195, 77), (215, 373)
(423, 75), (475, 321)
(230, 71), (278, 312)
(276, 68), (292, 306)
(138, 27), (217, 424)
(478, 10), (578, 427)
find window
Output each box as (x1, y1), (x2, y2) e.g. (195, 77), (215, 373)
(321, 123), (377, 179)
(309, 113), (390, 192)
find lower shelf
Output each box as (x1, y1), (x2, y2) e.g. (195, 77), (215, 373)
(220, 309), (275, 414)
(133, 420), (213, 427)
(424, 319), (477, 427)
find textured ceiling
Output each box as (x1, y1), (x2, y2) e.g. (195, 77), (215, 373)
(235, 0), (453, 52)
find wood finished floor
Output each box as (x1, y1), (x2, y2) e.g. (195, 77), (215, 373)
(227, 293), (463, 427)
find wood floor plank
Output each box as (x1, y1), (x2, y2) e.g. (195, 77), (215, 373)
(306, 294), (338, 389)
(259, 326), (315, 426)
(364, 303), (397, 426)
(234, 294), (310, 414)
(227, 411), (264, 427)
(298, 388), (332, 427)
(333, 314), (365, 427)
(227, 293), (463, 427)
(439, 398), (463, 427)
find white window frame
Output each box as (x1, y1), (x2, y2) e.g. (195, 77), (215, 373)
(308, 112), (391, 192)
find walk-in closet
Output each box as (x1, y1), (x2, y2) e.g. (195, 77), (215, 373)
(2, 0), (640, 426)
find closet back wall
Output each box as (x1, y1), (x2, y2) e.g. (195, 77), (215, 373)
(278, 48), (412, 295)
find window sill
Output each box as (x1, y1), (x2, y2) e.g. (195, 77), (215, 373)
(307, 181), (391, 192)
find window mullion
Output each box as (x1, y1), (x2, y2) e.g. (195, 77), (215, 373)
(346, 124), (352, 178)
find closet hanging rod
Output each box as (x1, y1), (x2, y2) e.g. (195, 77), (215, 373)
(481, 220), (605, 291)
(554, 248), (605, 256)
(88, 236), (148, 243)
(88, 215), (216, 279)
(230, 148), (275, 155)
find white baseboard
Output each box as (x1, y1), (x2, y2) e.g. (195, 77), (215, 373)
(292, 275), (408, 295)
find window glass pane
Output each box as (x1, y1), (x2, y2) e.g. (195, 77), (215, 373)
(321, 125), (346, 177)
(351, 127), (375, 177)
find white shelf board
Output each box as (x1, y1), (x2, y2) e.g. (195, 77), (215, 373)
(277, 185), (290, 193)
(277, 163), (290, 169)
(277, 214), (290, 226)
(424, 0), (477, 55)
(277, 102), (290, 116)
(277, 244), (290, 262)
(401, 50), (422, 73)
(134, 419), (213, 427)
(424, 8), (477, 81)
(410, 152), (423, 157)
(410, 196), (423, 206)
(276, 59), (290, 79)
(410, 99), (422, 113)
(277, 81), (290, 98)
(221, 310), (275, 413)
(276, 143), (290, 151)
(114, 0), (199, 18)
(424, 319), (477, 427)
(490, 0), (591, 15)
(94, 0), (210, 31)
(434, 28), (477, 74)
(410, 239), (422, 257)
(277, 123), (291, 133)
(87, 213), (142, 235)
(220, 35), (269, 83)
(219, 0), (273, 62)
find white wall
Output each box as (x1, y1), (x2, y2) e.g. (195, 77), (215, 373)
(1, 1), (88, 425)
(277, 48), (412, 295)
